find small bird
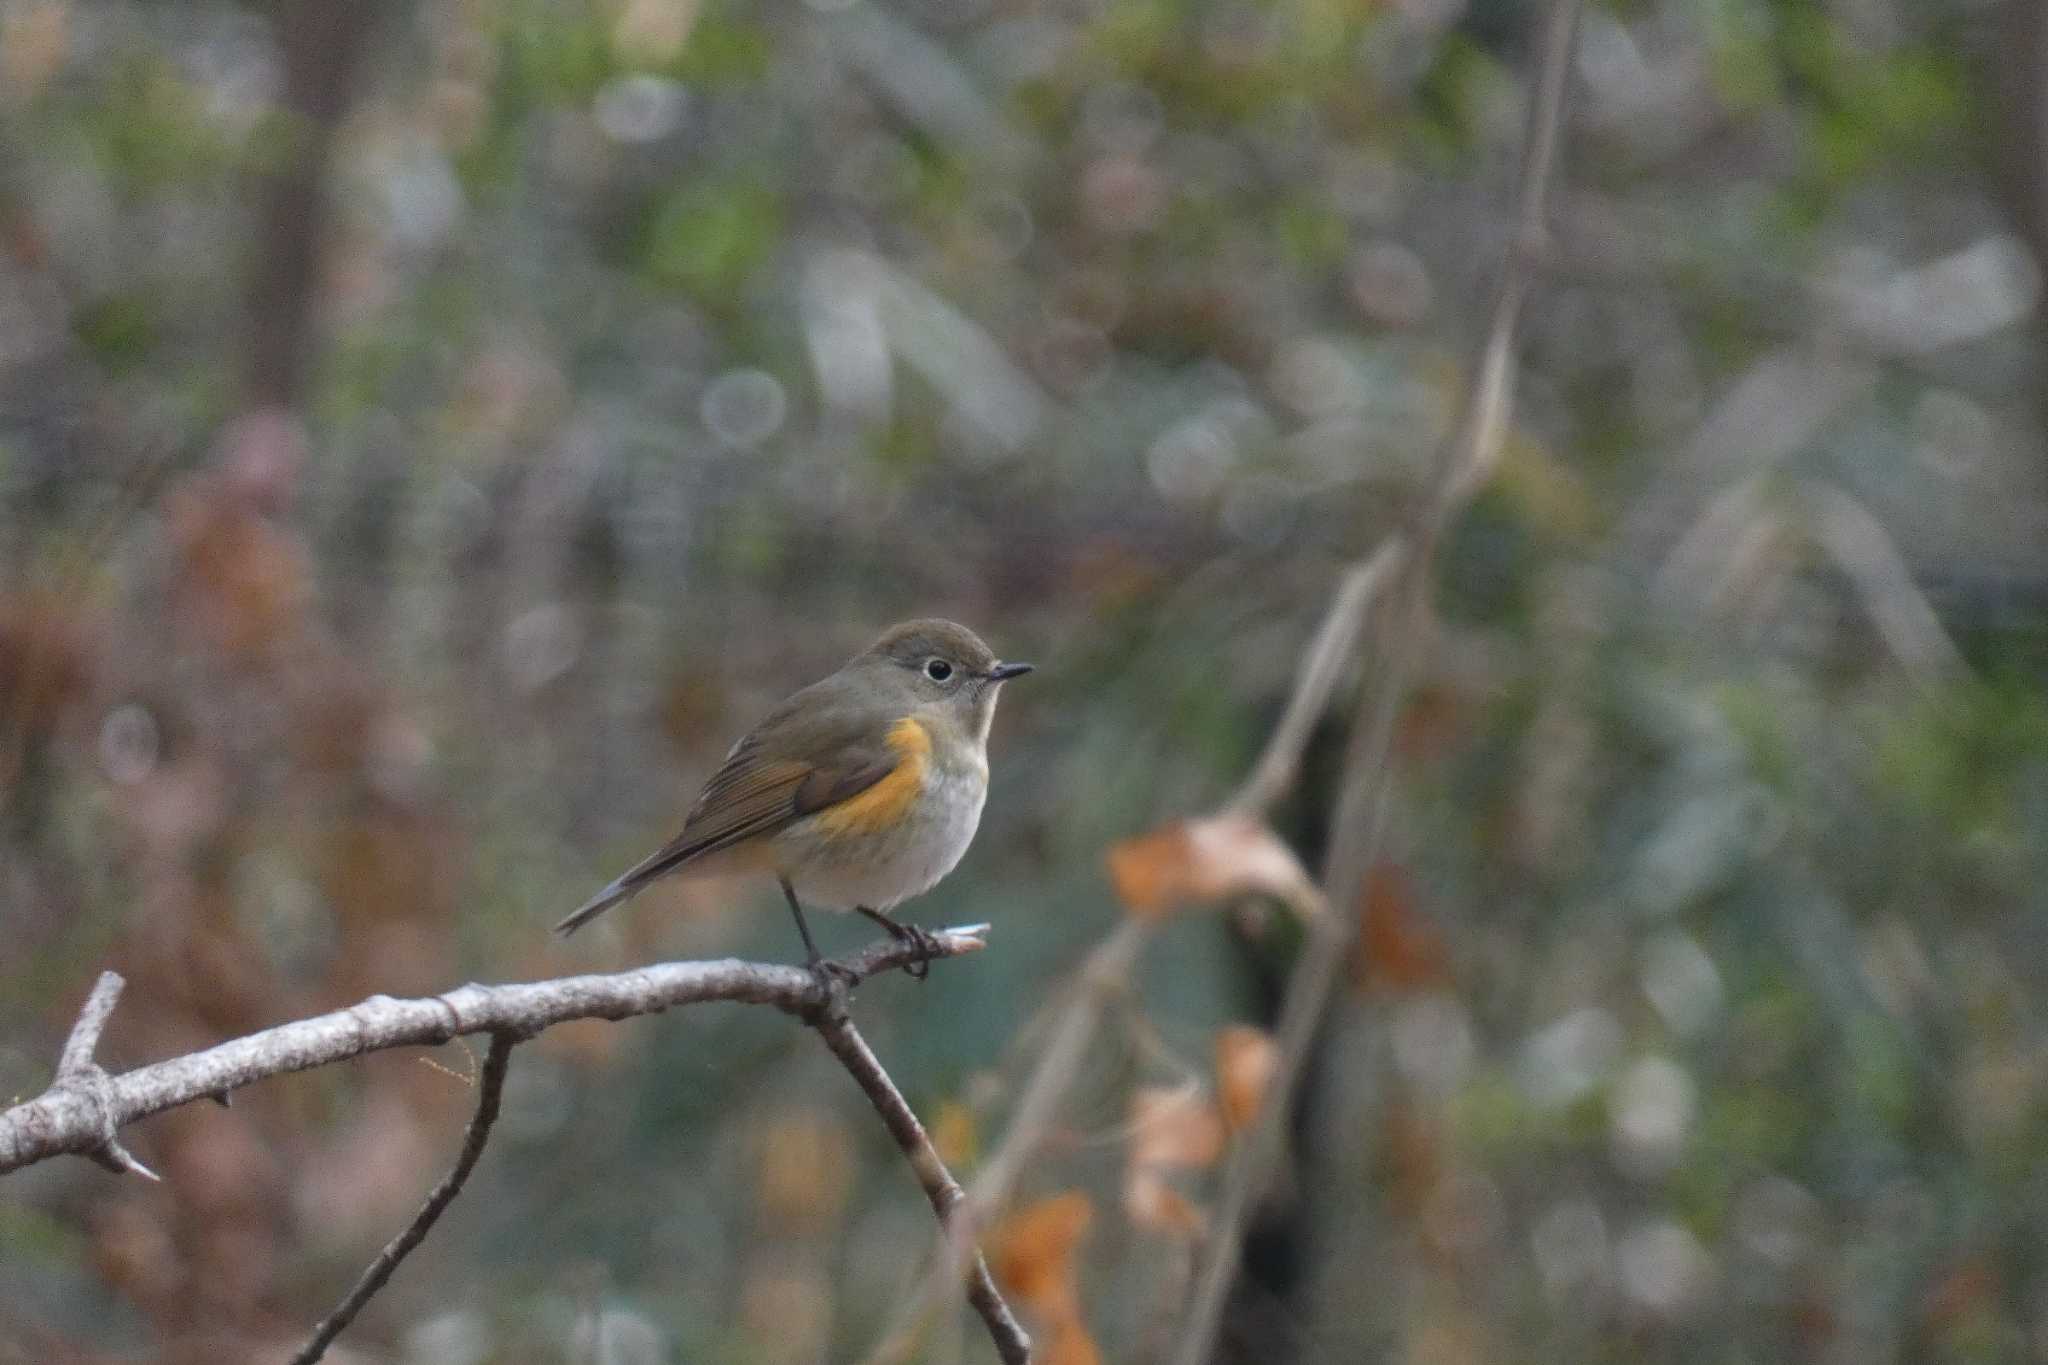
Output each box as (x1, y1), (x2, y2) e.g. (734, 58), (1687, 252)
(556, 619), (1032, 977)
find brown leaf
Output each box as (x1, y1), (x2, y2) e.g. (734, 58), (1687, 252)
(1356, 862), (1449, 993)
(994, 1191), (1103, 1360)
(1393, 683), (1467, 764)
(1045, 1319), (1105, 1365)
(992, 1191), (1093, 1320)
(1106, 813), (1319, 922)
(169, 486), (310, 660)
(1214, 1026), (1278, 1133)
(0, 589), (92, 745)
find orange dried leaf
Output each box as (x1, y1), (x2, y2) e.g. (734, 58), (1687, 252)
(1045, 1319), (1105, 1365)
(1106, 814), (1318, 921)
(1105, 825), (1188, 919)
(992, 1191), (1093, 1317)
(1214, 1026), (1278, 1133)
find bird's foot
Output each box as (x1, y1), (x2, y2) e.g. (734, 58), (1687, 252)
(858, 908), (941, 981)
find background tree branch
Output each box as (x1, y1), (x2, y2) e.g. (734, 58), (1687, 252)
(1170, 2), (1584, 1360)
(860, 537), (1404, 1364)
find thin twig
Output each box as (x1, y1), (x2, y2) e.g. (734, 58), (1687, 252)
(1230, 542), (1408, 817)
(810, 997), (1033, 1365)
(55, 972), (127, 1078)
(1429, 0), (1581, 525)
(289, 1030), (519, 1365)
(1169, 4), (1582, 1361)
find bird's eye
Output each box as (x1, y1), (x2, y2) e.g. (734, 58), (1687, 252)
(925, 659), (954, 682)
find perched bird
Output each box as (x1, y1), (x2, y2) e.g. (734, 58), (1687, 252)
(557, 619), (1032, 977)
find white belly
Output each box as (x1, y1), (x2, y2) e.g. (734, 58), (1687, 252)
(772, 764), (987, 911)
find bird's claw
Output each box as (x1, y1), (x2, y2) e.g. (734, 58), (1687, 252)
(888, 922), (944, 981)
(855, 907), (944, 981)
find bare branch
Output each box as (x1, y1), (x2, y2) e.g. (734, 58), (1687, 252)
(0, 926), (986, 1176)
(1429, 0), (1581, 524)
(862, 918), (1150, 1364)
(810, 995), (1033, 1365)
(1171, 3), (1583, 1361)
(290, 1030), (519, 1365)
(1229, 541), (1408, 817)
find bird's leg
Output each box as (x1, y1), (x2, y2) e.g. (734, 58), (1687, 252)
(855, 906), (939, 981)
(783, 877), (854, 994)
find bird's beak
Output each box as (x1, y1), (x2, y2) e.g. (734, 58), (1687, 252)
(987, 661), (1034, 682)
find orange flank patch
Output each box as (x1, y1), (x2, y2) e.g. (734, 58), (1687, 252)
(813, 717), (930, 835)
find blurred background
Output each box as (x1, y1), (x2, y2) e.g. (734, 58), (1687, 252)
(4, 0), (2048, 1360)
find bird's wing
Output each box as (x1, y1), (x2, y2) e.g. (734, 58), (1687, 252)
(555, 684), (901, 934)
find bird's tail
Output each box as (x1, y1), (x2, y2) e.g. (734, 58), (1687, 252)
(556, 839), (707, 935)
(554, 876), (639, 936)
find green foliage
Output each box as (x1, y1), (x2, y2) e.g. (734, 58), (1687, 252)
(1873, 683), (2048, 844)
(76, 57), (251, 191)
(669, 15), (774, 86)
(643, 179), (784, 302)
(500, 3), (614, 105)
(71, 294), (157, 372)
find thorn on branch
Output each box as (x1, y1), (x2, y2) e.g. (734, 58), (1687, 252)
(53, 972), (160, 1183)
